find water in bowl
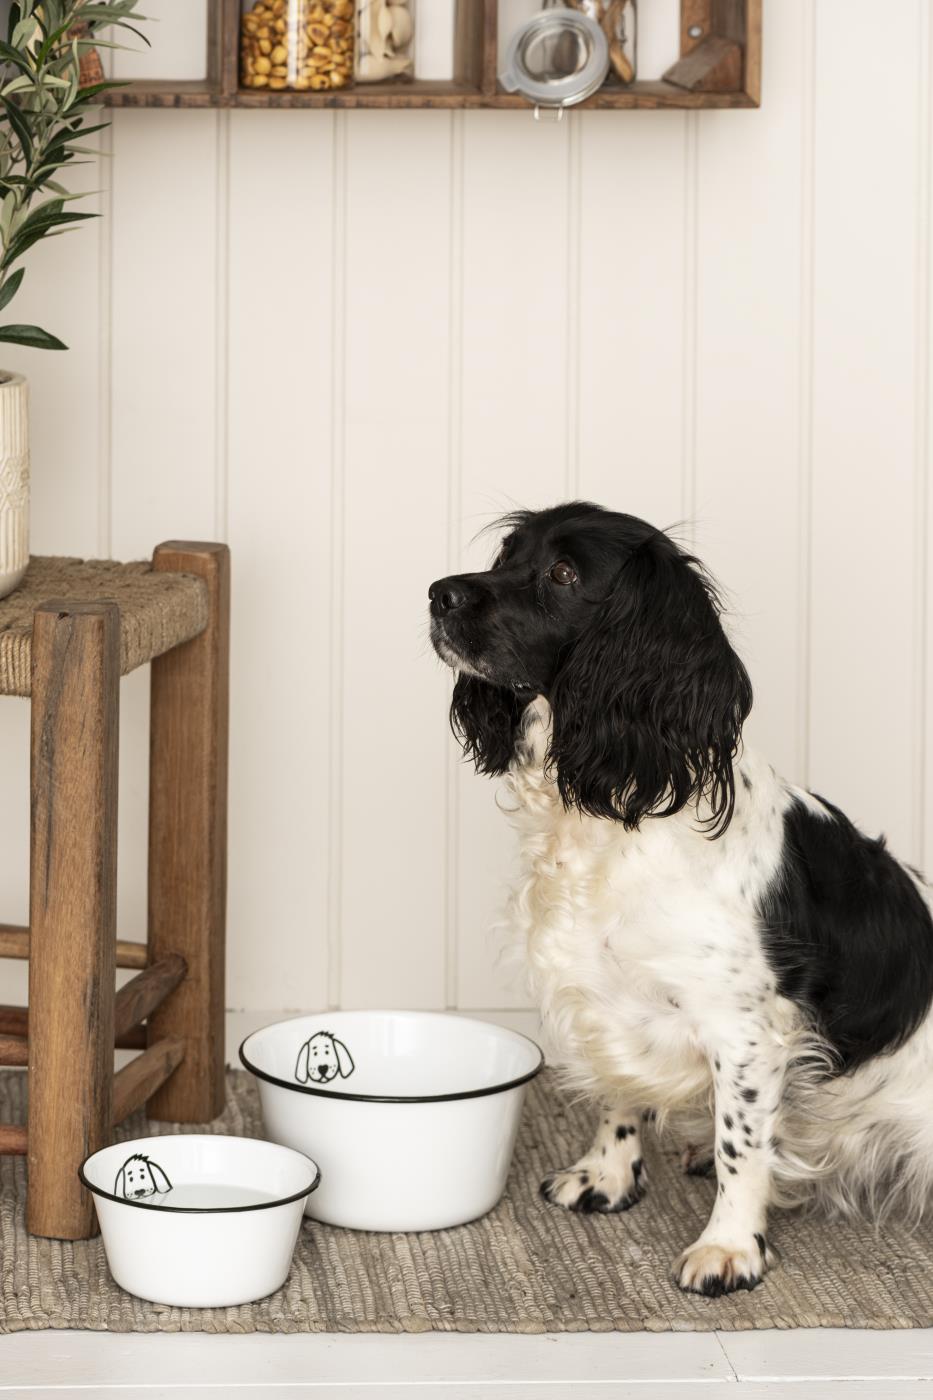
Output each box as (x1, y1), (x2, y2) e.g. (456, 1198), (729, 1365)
(146, 1183), (280, 1210)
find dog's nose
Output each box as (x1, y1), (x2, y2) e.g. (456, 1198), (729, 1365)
(429, 578), (468, 616)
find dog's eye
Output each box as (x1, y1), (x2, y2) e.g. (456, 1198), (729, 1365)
(549, 561), (577, 586)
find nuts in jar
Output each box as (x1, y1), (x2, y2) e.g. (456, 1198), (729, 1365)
(240, 0), (355, 91)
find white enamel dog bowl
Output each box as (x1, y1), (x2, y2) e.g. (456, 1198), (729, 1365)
(240, 1011), (544, 1232)
(80, 1134), (320, 1307)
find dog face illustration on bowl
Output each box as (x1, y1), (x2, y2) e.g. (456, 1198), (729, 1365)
(115, 1153), (173, 1201)
(295, 1031), (355, 1086)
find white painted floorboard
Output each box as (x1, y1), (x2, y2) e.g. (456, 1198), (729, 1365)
(5, 1330), (933, 1396)
(10, 1389), (933, 1400)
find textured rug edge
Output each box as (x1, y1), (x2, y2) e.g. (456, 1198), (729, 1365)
(0, 1310), (925, 1336)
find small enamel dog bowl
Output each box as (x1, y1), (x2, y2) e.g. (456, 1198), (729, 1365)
(80, 1134), (320, 1307)
(240, 1011), (544, 1232)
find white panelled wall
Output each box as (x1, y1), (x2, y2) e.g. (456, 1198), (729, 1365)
(1, 0), (932, 1053)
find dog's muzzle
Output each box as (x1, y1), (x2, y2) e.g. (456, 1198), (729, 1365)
(428, 578), (469, 618)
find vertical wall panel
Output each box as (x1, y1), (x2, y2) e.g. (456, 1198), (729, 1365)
(918, 5), (924, 884)
(339, 112), (452, 1008)
(809, 0), (922, 858)
(109, 109), (221, 944)
(693, 0), (806, 782)
(454, 113), (572, 1010)
(577, 113), (687, 527)
(225, 110), (335, 1014)
(110, 110), (220, 556)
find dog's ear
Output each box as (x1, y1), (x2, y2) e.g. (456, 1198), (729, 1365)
(114, 1165), (127, 1198)
(147, 1160), (173, 1194)
(450, 674), (525, 777)
(332, 1037), (355, 1079)
(295, 1039), (311, 1084)
(548, 534), (752, 836)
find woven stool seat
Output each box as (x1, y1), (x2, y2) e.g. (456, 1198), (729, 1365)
(0, 555), (209, 696)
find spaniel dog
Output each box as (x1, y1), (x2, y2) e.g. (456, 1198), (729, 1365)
(428, 501), (933, 1297)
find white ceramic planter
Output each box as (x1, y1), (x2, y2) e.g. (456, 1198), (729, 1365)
(0, 372), (28, 600)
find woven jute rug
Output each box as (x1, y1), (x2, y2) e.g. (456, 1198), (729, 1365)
(2, 1067), (932, 1335)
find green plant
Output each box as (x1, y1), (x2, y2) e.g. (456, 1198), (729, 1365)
(0, 0), (147, 351)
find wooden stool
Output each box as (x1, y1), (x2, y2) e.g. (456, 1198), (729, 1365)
(0, 542), (230, 1240)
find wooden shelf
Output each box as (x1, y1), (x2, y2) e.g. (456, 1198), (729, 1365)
(104, 80), (757, 112)
(101, 1), (761, 112)
(105, 79), (217, 108)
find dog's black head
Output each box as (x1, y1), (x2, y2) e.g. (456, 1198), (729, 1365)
(428, 502), (752, 836)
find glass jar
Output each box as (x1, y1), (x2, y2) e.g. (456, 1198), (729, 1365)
(240, 0), (355, 92)
(563, 0), (636, 86)
(354, 1), (414, 84)
(500, 9), (610, 109)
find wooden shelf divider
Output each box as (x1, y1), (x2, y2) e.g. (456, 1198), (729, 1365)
(101, 0), (761, 111)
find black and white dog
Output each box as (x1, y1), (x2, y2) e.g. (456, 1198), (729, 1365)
(428, 501), (933, 1297)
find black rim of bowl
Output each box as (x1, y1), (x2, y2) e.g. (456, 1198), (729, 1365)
(238, 1016), (546, 1104)
(78, 1138), (321, 1214)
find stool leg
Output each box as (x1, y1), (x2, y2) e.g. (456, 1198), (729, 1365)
(147, 542), (229, 1122)
(27, 601), (119, 1240)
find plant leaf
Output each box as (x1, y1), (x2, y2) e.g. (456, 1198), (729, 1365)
(0, 322), (67, 350)
(64, 80), (127, 104)
(0, 41), (34, 74)
(1, 76), (36, 98)
(0, 190), (16, 243)
(3, 207), (95, 264)
(0, 267), (24, 312)
(10, 17), (39, 49)
(2, 99), (32, 164)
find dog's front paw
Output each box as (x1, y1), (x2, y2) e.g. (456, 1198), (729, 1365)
(540, 1156), (646, 1214)
(673, 1234), (772, 1297)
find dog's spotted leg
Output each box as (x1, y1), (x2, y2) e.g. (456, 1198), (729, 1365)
(541, 1108), (647, 1214)
(674, 1044), (780, 1296)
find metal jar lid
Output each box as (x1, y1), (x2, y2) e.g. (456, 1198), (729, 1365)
(499, 10), (610, 109)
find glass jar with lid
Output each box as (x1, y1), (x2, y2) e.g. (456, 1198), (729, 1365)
(354, 0), (415, 83)
(240, 0), (355, 92)
(499, 0), (636, 108)
(564, 1), (636, 86)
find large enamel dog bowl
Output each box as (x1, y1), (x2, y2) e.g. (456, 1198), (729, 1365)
(240, 1011), (544, 1232)
(80, 1134), (320, 1307)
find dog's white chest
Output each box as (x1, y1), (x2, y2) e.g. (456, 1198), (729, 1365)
(507, 801), (714, 1105)
(499, 712), (786, 1109)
